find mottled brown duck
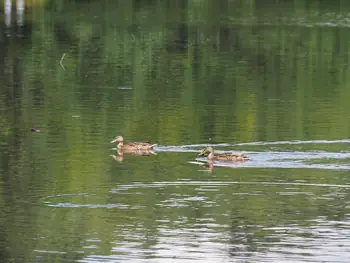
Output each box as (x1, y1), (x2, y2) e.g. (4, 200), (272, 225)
(198, 146), (248, 162)
(110, 136), (157, 151)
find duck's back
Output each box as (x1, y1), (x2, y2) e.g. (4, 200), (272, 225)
(215, 153), (248, 162)
(124, 141), (156, 150)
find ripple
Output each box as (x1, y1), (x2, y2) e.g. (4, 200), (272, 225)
(34, 249), (67, 254)
(235, 139), (350, 146)
(110, 181), (350, 194)
(192, 157), (350, 170)
(152, 139), (350, 170)
(76, 218), (350, 263)
(41, 193), (132, 209)
(163, 139), (350, 149)
(47, 203), (129, 209)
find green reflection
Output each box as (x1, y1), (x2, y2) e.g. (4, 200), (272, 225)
(1, 0), (350, 262)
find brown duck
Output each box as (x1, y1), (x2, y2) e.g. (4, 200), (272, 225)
(110, 136), (157, 151)
(198, 146), (248, 162)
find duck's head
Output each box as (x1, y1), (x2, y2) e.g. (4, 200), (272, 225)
(110, 136), (124, 143)
(198, 146), (213, 157)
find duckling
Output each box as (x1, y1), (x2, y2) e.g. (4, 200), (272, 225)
(110, 136), (157, 151)
(198, 146), (248, 162)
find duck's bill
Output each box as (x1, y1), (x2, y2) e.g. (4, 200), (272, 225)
(198, 151), (206, 157)
(110, 139), (117, 143)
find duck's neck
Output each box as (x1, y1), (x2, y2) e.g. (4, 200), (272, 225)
(208, 151), (215, 160)
(117, 142), (124, 150)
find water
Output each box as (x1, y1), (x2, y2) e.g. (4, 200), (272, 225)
(1, 1), (350, 262)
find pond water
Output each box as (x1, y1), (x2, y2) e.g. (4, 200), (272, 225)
(1, 1), (350, 262)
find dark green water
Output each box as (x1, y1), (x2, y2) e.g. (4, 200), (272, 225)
(1, 0), (350, 262)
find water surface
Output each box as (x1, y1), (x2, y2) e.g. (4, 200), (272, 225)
(1, 1), (350, 262)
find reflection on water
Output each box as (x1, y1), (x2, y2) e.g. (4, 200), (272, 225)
(39, 179), (350, 263)
(78, 222), (350, 263)
(111, 149), (157, 163)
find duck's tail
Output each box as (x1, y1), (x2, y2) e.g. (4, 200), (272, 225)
(242, 155), (249, 161)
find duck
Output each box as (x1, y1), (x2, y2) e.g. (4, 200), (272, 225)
(110, 136), (157, 151)
(198, 146), (248, 162)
